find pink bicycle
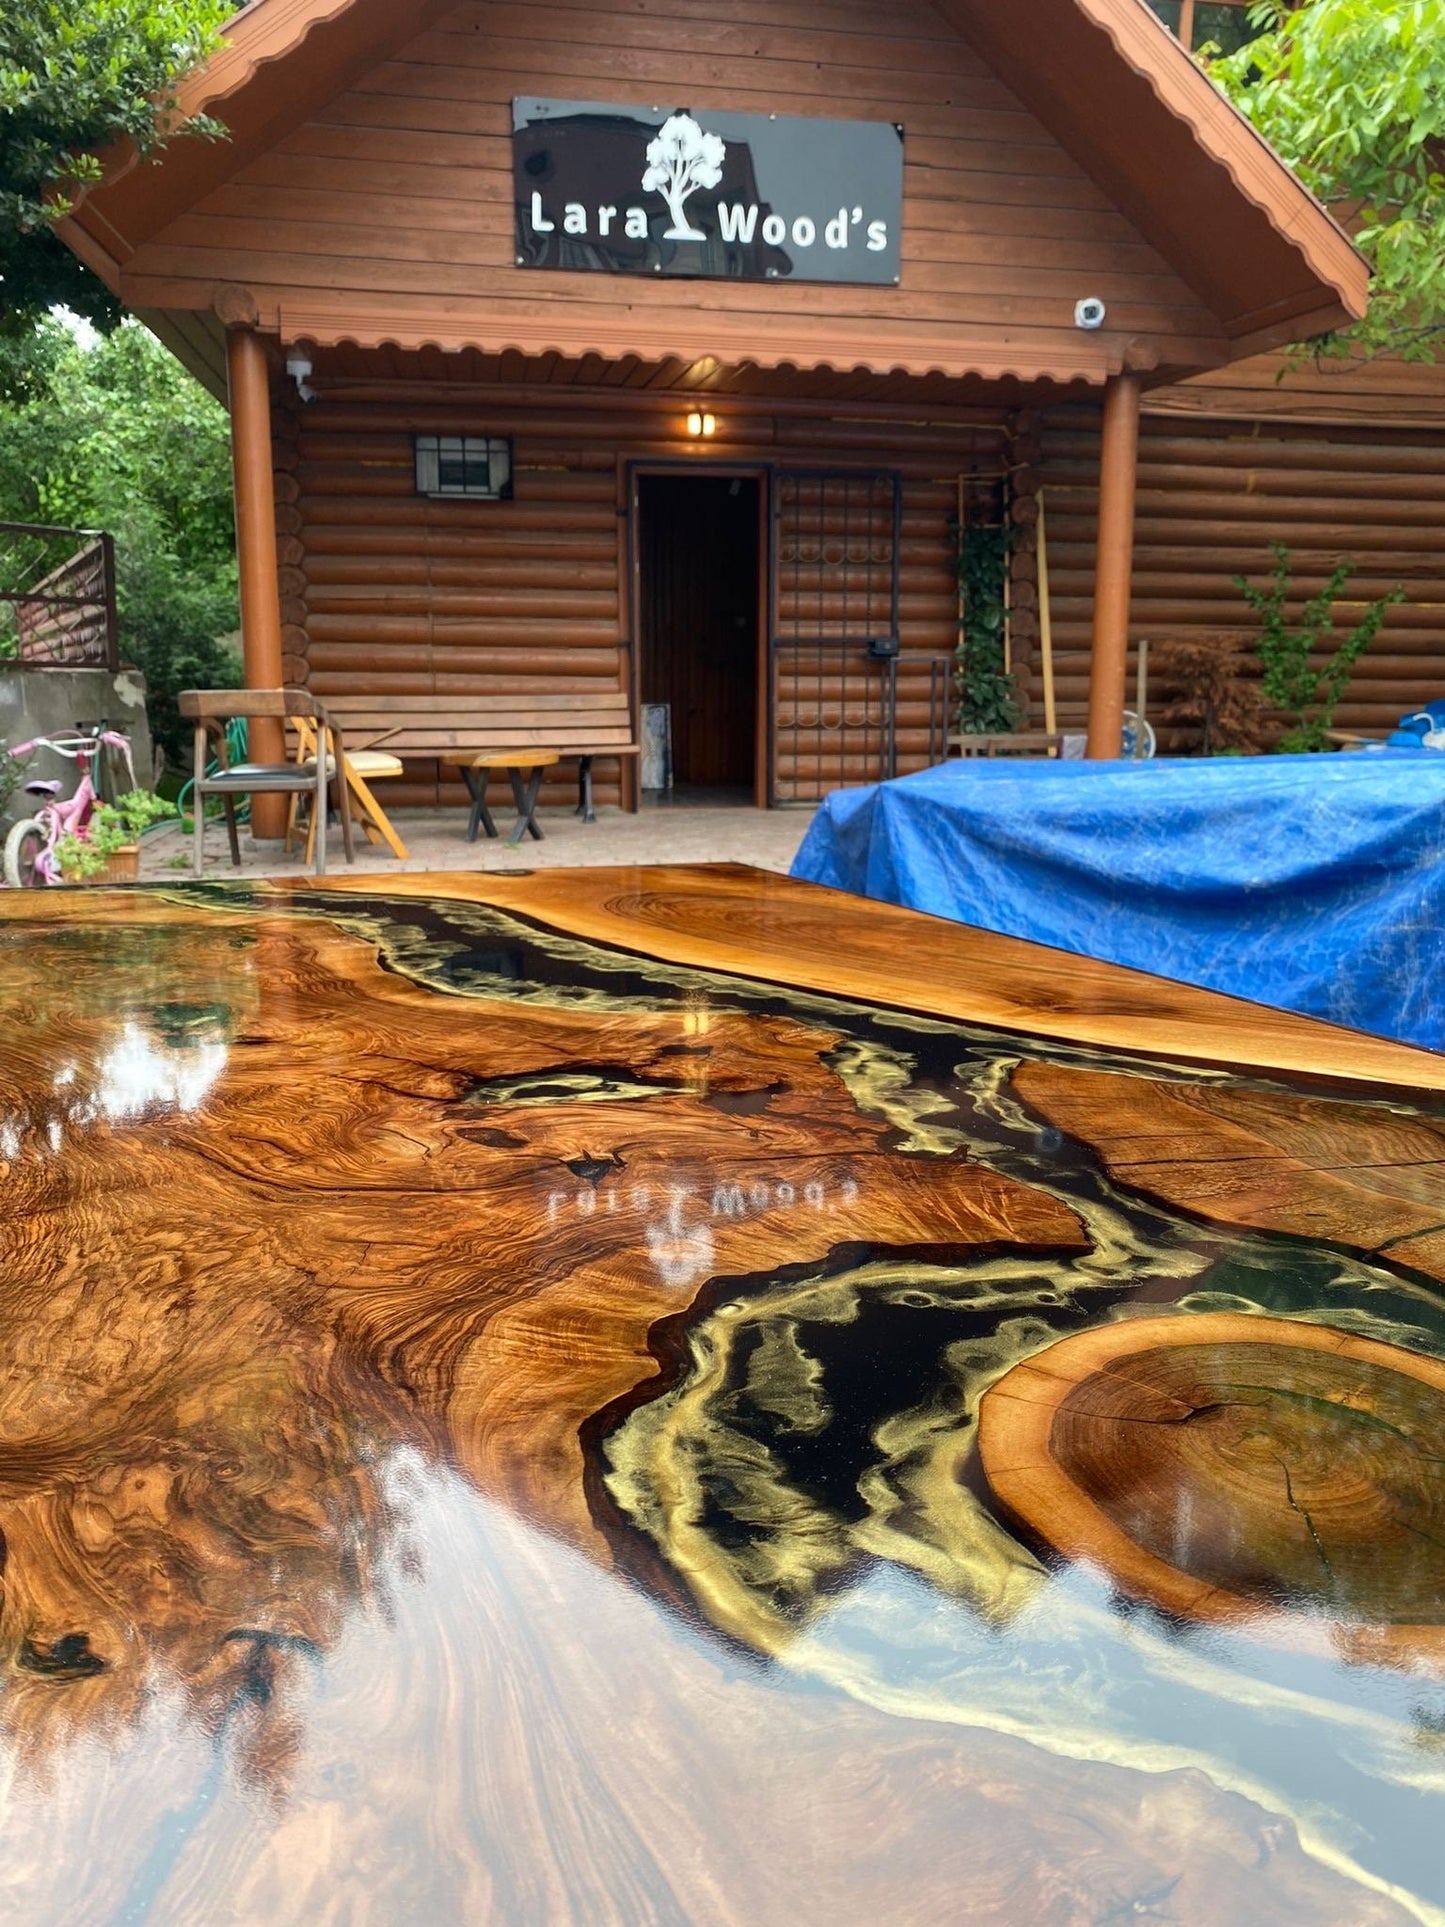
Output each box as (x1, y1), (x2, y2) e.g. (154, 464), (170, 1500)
(3, 727), (137, 888)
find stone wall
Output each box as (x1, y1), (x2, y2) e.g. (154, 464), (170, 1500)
(0, 667), (154, 832)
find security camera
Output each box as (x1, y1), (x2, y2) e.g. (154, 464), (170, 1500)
(285, 351), (317, 403)
(1074, 296), (1107, 331)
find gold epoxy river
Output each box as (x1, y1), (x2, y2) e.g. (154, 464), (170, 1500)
(0, 869), (1443, 1925)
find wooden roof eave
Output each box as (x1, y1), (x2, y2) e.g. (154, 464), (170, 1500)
(210, 295), (1227, 389)
(57, 0), (1367, 395)
(1082, 0), (1366, 310)
(939, 0), (1368, 343)
(55, 201), (127, 296)
(62, 0), (461, 263)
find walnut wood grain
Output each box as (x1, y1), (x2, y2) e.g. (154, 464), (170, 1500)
(269, 864), (1445, 1091)
(0, 876), (1434, 1924)
(978, 1313), (1445, 1672)
(1013, 1061), (1445, 1280)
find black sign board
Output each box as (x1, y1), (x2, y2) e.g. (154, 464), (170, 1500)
(513, 98), (903, 286)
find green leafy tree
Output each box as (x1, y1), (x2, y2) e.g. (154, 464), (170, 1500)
(1210, 1), (1445, 359)
(1236, 541), (1403, 752)
(0, 316), (239, 763)
(1, 0), (230, 331)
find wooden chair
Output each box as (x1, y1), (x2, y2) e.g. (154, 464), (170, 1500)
(179, 689), (354, 878)
(286, 716), (409, 862)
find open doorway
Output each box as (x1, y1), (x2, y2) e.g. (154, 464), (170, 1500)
(638, 473), (762, 803)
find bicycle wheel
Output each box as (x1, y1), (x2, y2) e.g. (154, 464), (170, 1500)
(3, 818), (47, 888)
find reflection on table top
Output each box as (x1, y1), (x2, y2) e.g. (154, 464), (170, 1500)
(0, 866), (1441, 1926)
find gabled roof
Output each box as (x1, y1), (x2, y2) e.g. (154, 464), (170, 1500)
(60, 0), (460, 291)
(942, 0), (1366, 347)
(59, 0), (1367, 395)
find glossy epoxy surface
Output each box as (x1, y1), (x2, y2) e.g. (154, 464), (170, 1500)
(0, 871), (1443, 1926)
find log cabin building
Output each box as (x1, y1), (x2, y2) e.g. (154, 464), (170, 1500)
(57, 0), (1370, 817)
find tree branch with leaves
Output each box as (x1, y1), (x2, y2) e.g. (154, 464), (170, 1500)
(1209, 0), (1445, 361)
(1, 0), (231, 332)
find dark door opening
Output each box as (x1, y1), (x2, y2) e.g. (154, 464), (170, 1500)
(639, 473), (760, 801)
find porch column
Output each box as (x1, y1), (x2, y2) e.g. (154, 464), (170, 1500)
(225, 322), (287, 836)
(1085, 372), (1141, 760)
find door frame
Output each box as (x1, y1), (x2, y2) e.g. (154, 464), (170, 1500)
(626, 460), (772, 809)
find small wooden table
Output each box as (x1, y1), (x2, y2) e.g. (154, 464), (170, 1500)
(442, 749), (559, 846)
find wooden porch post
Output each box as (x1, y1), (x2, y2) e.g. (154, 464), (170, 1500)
(1085, 372), (1141, 760)
(225, 321), (287, 836)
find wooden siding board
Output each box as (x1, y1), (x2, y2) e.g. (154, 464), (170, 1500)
(117, 0), (1229, 380)
(148, 223), (1205, 334)
(273, 112), (1127, 197)
(410, 30), (993, 94)
(435, 0), (972, 73)
(189, 186), (1156, 259)
(1149, 351), (1445, 435)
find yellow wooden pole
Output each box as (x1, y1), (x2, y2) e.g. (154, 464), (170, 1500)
(1037, 488), (1057, 739)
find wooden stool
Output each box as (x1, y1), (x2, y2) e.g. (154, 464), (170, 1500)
(442, 750), (559, 846)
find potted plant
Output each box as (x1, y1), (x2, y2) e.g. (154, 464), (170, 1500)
(55, 789), (175, 885)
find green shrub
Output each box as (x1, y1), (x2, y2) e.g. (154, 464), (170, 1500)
(54, 788), (175, 879)
(1237, 542), (1404, 753)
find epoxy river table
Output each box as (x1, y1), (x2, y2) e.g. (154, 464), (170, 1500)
(1, 866), (1444, 1925)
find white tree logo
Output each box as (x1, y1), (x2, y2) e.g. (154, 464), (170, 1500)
(642, 113), (726, 240)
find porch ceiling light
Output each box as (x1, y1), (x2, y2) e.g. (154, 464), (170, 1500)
(685, 410), (718, 438)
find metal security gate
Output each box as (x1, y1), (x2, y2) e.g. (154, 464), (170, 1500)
(769, 470), (902, 804)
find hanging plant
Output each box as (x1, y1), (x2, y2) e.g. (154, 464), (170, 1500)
(955, 519), (1020, 734)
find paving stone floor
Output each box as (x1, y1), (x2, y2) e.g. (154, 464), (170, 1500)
(141, 801), (815, 883)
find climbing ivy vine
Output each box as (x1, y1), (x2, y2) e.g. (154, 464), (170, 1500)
(955, 520), (1020, 734)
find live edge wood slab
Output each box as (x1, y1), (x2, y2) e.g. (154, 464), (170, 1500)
(0, 866), (1442, 1925)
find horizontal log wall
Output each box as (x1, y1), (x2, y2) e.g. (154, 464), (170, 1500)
(281, 370), (1006, 809)
(1041, 403), (1445, 742)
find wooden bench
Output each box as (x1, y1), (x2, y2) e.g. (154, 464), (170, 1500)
(949, 731), (1063, 759)
(317, 691), (640, 829)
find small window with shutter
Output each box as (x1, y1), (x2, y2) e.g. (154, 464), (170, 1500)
(414, 435), (513, 500)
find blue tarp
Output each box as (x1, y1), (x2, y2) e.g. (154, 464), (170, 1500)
(791, 754), (1445, 1050)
